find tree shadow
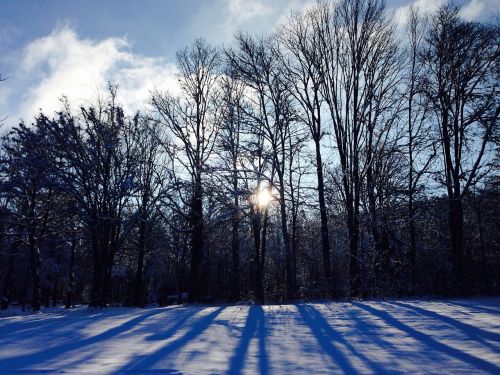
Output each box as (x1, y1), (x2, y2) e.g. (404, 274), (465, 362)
(389, 301), (500, 348)
(58, 307), (202, 370)
(353, 302), (500, 373)
(115, 307), (225, 373)
(0, 308), (132, 340)
(119, 370), (182, 374)
(329, 304), (400, 354)
(446, 301), (500, 315)
(297, 304), (386, 374)
(227, 305), (269, 375)
(0, 308), (166, 370)
(147, 307), (201, 341)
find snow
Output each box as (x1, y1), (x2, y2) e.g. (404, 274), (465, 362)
(0, 298), (499, 374)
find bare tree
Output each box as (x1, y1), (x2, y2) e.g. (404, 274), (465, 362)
(131, 116), (169, 306)
(227, 33), (299, 298)
(151, 39), (221, 302)
(214, 70), (246, 300)
(404, 5), (435, 290)
(37, 89), (140, 307)
(316, 0), (401, 296)
(2, 123), (54, 311)
(420, 4), (499, 291)
(279, 9), (333, 293)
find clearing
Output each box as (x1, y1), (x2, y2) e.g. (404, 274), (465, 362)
(0, 298), (499, 374)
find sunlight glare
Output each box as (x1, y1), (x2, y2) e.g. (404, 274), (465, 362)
(255, 187), (273, 208)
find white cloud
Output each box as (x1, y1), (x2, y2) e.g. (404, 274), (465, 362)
(2, 25), (178, 123)
(461, 0), (485, 19)
(273, 0), (317, 30)
(394, 0), (447, 27)
(460, 0), (499, 21)
(204, 0), (313, 44)
(224, 0), (271, 23)
(394, 0), (499, 27)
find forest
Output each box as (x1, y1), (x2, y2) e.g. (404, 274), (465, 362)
(0, 0), (498, 311)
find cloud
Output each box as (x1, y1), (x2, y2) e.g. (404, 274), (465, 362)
(224, 0), (272, 23)
(394, 0), (447, 27)
(192, 0), (313, 46)
(394, 0), (499, 27)
(1, 25), (178, 123)
(460, 0), (499, 21)
(274, 0), (317, 26)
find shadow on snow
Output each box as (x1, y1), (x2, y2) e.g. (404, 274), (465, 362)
(353, 302), (500, 374)
(114, 307), (225, 373)
(228, 305), (269, 375)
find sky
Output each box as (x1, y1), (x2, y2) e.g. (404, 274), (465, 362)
(0, 0), (498, 124)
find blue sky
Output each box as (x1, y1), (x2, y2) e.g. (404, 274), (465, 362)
(0, 0), (497, 123)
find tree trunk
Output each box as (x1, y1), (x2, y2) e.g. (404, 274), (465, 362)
(348, 201), (360, 297)
(1, 233), (21, 310)
(408, 194), (417, 290)
(231, 211), (241, 301)
(314, 138), (332, 293)
(90, 226), (103, 307)
(252, 207), (263, 303)
(278, 186), (295, 299)
(28, 232), (41, 311)
(1, 253), (15, 310)
(133, 217), (148, 307)
(230, 169), (241, 301)
(65, 234), (76, 309)
(188, 176), (204, 302)
(449, 197), (464, 293)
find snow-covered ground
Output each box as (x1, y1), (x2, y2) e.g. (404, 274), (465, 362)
(0, 298), (499, 374)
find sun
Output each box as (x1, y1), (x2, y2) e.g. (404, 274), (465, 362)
(254, 187), (273, 208)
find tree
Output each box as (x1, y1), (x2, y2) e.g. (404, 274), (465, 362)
(421, 5), (499, 292)
(279, 9), (333, 293)
(316, 0), (401, 296)
(2, 123), (54, 311)
(131, 116), (168, 306)
(151, 39), (221, 302)
(403, 5), (436, 290)
(227, 33), (299, 298)
(37, 89), (140, 307)
(215, 70), (247, 300)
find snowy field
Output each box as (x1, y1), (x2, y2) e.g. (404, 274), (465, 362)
(0, 298), (499, 374)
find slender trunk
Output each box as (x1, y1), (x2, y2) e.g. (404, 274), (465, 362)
(231, 213), (241, 301)
(449, 197), (464, 293)
(1, 232), (21, 310)
(291, 205), (298, 295)
(51, 277), (58, 307)
(188, 175), (204, 302)
(314, 138), (332, 292)
(368, 186), (381, 289)
(65, 234), (76, 309)
(348, 169), (361, 298)
(476, 206), (489, 293)
(261, 208), (269, 273)
(133, 216), (148, 307)
(28, 231), (41, 311)
(230, 171), (240, 301)
(1, 254), (15, 310)
(408, 31), (417, 293)
(90, 224), (102, 307)
(101, 221), (117, 307)
(348, 204), (360, 297)
(278, 183), (295, 299)
(102, 251), (113, 307)
(252, 208), (263, 303)
(408, 194), (417, 290)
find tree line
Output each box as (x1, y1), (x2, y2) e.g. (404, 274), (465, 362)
(0, 0), (498, 310)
